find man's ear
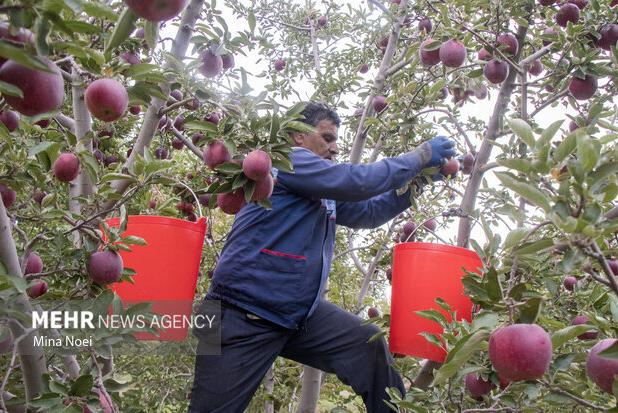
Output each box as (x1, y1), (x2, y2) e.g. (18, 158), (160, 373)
(291, 132), (304, 146)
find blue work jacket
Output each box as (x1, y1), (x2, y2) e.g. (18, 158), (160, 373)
(207, 146), (429, 329)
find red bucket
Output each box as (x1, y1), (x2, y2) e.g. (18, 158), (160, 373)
(105, 215), (207, 341)
(389, 242), (482, 362)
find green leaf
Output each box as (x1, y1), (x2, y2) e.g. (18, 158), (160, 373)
(282, 120), (315, 134)
(248, 10), (256, 32)
(215, 162), (242, 174)
(551, 325), (595, 348)
(514, 238), (554, 256)
(516, 297), (543, 323)
(183, 120), (218, 132)
(553, 132), (577, 163)
(104, 8), (137, 60)
(29, 141), (60, 157)
(503, 228), (528, 250)
(69, 375), (93, 397)
(496, 159), (531, 174)
(0, 40), (52, 72)
(433, 330), (490, 385)
(144, 21), (158, 50)
(416, 309), (448, 326)
(485, 267), (503, 301)
(536, 120), (563, 150)
(34, 15), (52, 56)
(576, 133), (597, 172)
(123, 235), (146, 246)
(495, 172), (551, 212)
(0, 80), (23, 98)
(119, 204), (128, 234)
(507, 118), (535, 147)
(99, 173), (136, 183)
(599, 340), (618, 359)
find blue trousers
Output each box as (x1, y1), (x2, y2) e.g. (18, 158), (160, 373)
(188, 300), (405, 412)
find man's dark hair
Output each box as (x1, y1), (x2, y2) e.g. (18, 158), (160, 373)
(299, 101), (340, 128)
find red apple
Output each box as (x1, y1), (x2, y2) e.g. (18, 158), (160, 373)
(172, 137), (184, 150)
(192, 132), (205, 145)
(542, 28), (558, 46)
(358, 63), (369, 73)
(568, 74), (597, 100)
(204, 112), (221, 125)
(539, 0), (555, 5)
(93, 149), (105, 164)
(598, 24), (618, 50)
(173, 114), (185, 131)
(569, 120), (579, 132)
(221, 53), (235, 70)
(199, 50), (223, 78)
(203, 140), (231, 170)
(526, 59), (543, 76)
(563, 275), (577, 291)
(185, 98), (200, 110)
(570, 315), (598, 340)
(274, 59), (286, 71)
(420, 38), (441, 66)
(0, 23), (33, 68)
(484, 59), (509, 84)
(497, 33), (519, 55)
(124, 0), (190, 22)
(418, 18), (432, 34)
(423, 218), (437, 231)
(440, 158), (460, 176)
(478, 47), (492, 61)
(217, 189), (246, 215)
(0, 58), (64, 116)
(120, 52), (140, 65)
(53, 153), (80, 182)
(403, 221), (416, 238)
(465, 373), (495, 400)
(243, 149), (272, 181)
(32, 189), (46, 205)
(170, 89), (183, 101)
(148, 199), (157, 209)
(135, 27), (145, 38)
(0, 110), (19, 132)
(386, 268), (392, 282)
(85, 78), (129, 122)
(462, 153), (475, 174)
(367, 307), (380, 318)
(567, 0), (588, 8)
(155, 146), (169, 159)
(198, 194), (211, 206)
(27, 279), (48, 298)
(608, 259), (618, 275)
(0, 184), (16, 208)
(317, 15), (328, 27)
(556, 3), (579, 27)
(489, 323), (552, 382)
(24, 252), (43, 275)
(35, 118), (51, 128)
(439, 39), (466, 67)
(586, 339), (618, 394)
(373, 95), (388, 113)
(251, 175), (274, 201)
(88, 250), (123, 285)
(129, 105), (141, 115)
(104, 155), (118, 166)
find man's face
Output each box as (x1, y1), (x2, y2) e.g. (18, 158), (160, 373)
(293, 119), (339, 161)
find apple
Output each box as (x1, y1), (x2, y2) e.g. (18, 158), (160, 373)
(274, 59), (286, 71)
(0, 58), (64, 116)
(423, 218), (437, 231)
(170, 89), (183, 101)
(148, 199), (157, 209)
(0, 23), (33, 68)
(198, 194), (211, 206)
(103, 155), (118, 166)
(488, 323), (552, 382)
(570, 315), (598, 340)
(88, 250), (123, 285)
(35, 118), (51, 128)
(24, 252), (43, 275)
(84, 78), (129, 122)
(526, 59), (543, 76)
(418, 18), (432, 34)
(386, 268), (392, 282)
(439, 39), (466, 67)
(27, 279), (48, 298)
(124, 0), (190, 22)
(569, 120), (579, 132)
(155, 146), (169, 160)
(419, 38), (441, 66)
(158, 115), (170, 130)
(221, 53), (235, 70)
(474, 85), (488, 99)
(598, 24), (618, 50)
(539, 0), (555, 5)
(173, 114), (185, 131)
(120, 52), (140, 65)
(0, 110), (19, 132)
(98, 128), (114, 138)
(0, 184), (16, 208)
(203, 140), (231, 170)
(317, 15), (328, 27)
(204, 112), (221, 125)
(243, 149), (272, 181)
(217, 189), (246, 214)
(556, 3), (579, 27)
(192, 132), (205, 145)
(403, 221), (416, 238)
(172, 137), (184, 150)
(53, 153), (80, 182)
(358, 63), (369, 73)
(378, 36), (389, 50)
(462, 153), (475, 174)
(373, 95), (388, 113)
(185, 98), (200, 110)
(32, 189), (46, 205)
(135, 27), (145, 38)
(478, 47), (492, 61)
(465, 373), (495, 400)
(484, 59), (509, 84)
(568, 74), (597, 100)
(542, 28), (558, 46)
(93, 149), (105, 164)
(129, 105), (141, 115)
(608, 259), (618, 275)
(440, 158), (460, 176)
(497, 33), (519, 55)
(587, 339), (618, 394)
(563, 275), (577, 291)
(367, 307), (380, 318)
(200, 49), (223, 78)
(251, 174), (274, 201)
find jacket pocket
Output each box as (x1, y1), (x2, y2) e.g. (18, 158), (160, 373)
(257, 248), (307, 273)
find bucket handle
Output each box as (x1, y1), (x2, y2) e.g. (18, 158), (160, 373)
(173, 179), (203, 219)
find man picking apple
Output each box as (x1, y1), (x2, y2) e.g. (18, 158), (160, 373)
(189, 102), (456, 412)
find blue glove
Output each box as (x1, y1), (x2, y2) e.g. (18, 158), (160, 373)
(426, 135), (456, 168)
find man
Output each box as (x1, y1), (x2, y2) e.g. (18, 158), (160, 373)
(189, 102), (456, 412)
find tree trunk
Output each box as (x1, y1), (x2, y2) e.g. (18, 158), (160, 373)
(296, 366), (322, 413)
(264, 364), (275, 413)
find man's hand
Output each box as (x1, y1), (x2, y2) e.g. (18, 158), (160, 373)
(426, 136), (456, 168)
